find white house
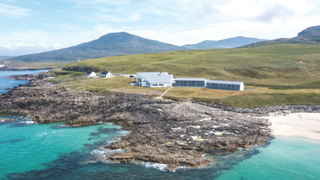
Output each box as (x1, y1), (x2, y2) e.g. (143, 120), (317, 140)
(101, 71), (112, 78)
(136, 72), (173, 87)
(86, 70), (96, 77)
(206, 80), (244, 91)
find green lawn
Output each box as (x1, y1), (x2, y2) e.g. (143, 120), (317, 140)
(65, 44), (320, 87)
(54, 44), (320, 107)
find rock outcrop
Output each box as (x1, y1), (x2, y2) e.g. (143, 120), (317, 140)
(0, 66), (53, 71)
(0, 72), (273, 170)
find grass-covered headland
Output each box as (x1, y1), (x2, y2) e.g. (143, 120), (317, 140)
(58, 44), (320, 108)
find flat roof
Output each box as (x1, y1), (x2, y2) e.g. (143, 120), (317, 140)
(175, 78), (206, 81)
(137, 72), (173, 84)
(206, 80), (243, 85)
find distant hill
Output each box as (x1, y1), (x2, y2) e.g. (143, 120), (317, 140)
(0, 56), (11, 58)
(243, 25), (320, 48)
(183, 36), (267, 49)
(9, 32), (186, 62)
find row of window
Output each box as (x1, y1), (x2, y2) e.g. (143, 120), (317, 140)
(152, 84), (164, 87)
(176, 84), (204, 87)
(208, 87), (238, 91)
(176, 81), (204, 84)
(207, 83), (240, 88)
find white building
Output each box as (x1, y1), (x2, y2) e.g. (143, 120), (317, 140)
(101, 71), (112, 78)
(206, 80), (244, 91)
(136, 72), (173, 87)
(0, 65), (5, 68)
(86, 70), (96, 77)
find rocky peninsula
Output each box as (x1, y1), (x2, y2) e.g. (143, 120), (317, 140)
(0, 66), (54, 71)
(1, 72), (274, 170)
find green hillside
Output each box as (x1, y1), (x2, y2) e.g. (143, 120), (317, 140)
(65, 44), (320, 87)
(243, 25), (320, 48)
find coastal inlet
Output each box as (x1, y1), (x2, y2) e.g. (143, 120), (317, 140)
(0, 72), (273, 170)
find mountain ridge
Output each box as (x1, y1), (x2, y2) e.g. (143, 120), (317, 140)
(9, 32), (186, 62)
(183, 36), (267, 49)
(8, 32), (267, 62)
(242, 25), (320, 48)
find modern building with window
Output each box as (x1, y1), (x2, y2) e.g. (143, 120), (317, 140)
(136, 72), (173, 87)
(206, 80), (244, 91)
(135, 72), (244, 91)
(174, 78), (206, 87)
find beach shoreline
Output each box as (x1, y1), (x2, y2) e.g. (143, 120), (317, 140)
(261, 113), (320, 140)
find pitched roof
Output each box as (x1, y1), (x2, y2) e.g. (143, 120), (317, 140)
(137, 72), (173, 84)
(101, 71), (110, 74)
(86, 70), (94, 74)
(206, 80), (243, 85)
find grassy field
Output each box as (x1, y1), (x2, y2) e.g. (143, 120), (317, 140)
(55, 44), (320, 107)
(65, 44), (320, 87)
(50, 70), (168, 96)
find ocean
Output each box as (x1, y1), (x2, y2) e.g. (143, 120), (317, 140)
(0, 71), (319, 180)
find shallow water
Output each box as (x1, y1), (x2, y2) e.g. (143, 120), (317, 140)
(0, 70), (46, 94)
(1, 71), (320, 180)
(1, 119), (319, 180)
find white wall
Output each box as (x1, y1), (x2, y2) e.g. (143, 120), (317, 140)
(240, 82), (244, 91)
(136, 74), (151, 87)
(87, 72), (96, 77)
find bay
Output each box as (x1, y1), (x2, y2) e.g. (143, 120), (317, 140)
(1, 70), (319, 180)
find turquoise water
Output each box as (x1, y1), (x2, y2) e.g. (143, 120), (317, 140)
(215, 137), (320, 180)
(1, 71), (320, 180)
(0, 118), (125, 179)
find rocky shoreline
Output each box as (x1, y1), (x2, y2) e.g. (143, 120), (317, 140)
(0, 66), (54, 71)
(1, 72), (274, 170)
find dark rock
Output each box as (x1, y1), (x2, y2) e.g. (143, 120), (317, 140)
(3, 72), (309, 170)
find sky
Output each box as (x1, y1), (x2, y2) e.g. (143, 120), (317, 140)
(1, 0), (320, 56)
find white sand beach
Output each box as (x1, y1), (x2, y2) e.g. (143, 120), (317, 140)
(262, 113), (320, 140)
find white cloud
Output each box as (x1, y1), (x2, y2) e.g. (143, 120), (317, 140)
(130, 14), (140, 21)
(17, 43), (34, 47)
(0, 2), (30, 17)
(52, 44), (62, 49)
(93, 14), (127, 22)
(1, 0), (320, 56)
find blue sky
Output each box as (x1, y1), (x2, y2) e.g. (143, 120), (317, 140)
(1, 0), (320, 56)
